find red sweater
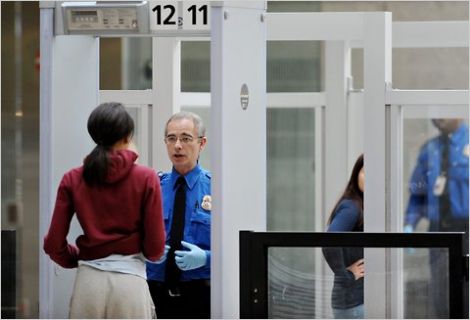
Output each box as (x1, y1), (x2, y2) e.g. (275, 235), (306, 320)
(43, 149), (165, 268)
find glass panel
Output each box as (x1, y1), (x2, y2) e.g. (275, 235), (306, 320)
(181, 42), (210, 92)
(100, 37), (152, 90)
(126, 107), (140, 146)
(100, 38), (122, 90)
(319, 0), (468, 21)
(267, 41), (322, 92)
(403, 118), (443, 233)
(392, 48), (469, 90)
(180, 3), (324, 93)
(267, 1), (321, 12)
(180, 40), (323, 93)
(351, 48), (469, 90)
(177, 107), (318, 232)
(402, 113), (469, 235)
(404, 248), (449, 318)
(402, 108), (469, 318)
(268, 247), (324, 319)
(267, 109), (316, 231)
(125, 106), (147, 164)
(268, 247), (451, 319)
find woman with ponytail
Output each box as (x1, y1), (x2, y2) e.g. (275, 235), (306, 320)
(43, 102), (165, 318)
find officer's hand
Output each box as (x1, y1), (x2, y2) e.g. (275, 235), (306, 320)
(149, 245), (170, 264)
(174, 241), (207, 271)
(404, 225), (414, 233)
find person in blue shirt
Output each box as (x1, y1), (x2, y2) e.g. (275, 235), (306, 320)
(404, 119), (469, 318)
(147, 111), (211, 319)
(323, 154), (365, 319)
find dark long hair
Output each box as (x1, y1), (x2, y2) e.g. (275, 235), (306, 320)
(83, 102), (134, 185)
(327, 154), (364, 227)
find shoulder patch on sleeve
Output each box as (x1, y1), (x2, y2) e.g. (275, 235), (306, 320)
(157, 171), (169, 180)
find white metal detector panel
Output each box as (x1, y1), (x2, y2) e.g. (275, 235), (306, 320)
(210, 2), (267, 318)
(41, 35), (99, 318)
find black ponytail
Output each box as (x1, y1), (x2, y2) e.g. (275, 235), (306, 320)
(83, 146), (109, 185)
(83, 102), (134, 185)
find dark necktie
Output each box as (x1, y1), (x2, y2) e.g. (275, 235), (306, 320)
(165, 176), (186, 294)
(439, 134), (451, 228)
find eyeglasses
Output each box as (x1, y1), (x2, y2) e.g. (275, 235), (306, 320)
(164, 135), (203, 145)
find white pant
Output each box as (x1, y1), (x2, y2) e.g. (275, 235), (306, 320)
(69, 265), (155, 319)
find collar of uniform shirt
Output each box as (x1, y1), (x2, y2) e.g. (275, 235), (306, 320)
(449, 123), (468, 145)
(171, 164), (202, 191)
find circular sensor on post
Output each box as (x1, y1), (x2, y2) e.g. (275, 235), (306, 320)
(240, 84), (249, 110)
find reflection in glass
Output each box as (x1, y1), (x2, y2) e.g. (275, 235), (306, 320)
(404, 119), (469, 237)
(322, 246), (364, 319)
(100, 37), (152, 90)
(125, 105), (148, 166)
(126, 107), (139, 147)
(268, 247), (450, 319)
(403, 117), (468, 318)
(182, 42), (210, 92)
(268, 247), (325, 319)
(404, 248), (449, 318)
(267, 42), (322, 92)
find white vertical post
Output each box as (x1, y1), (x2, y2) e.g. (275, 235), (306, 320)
(314, 105), (328, 317)
(323, 40), (352, 317)
(324, 41), (352, 218)
(210, 2), (267, 318)
(40, 33), (100, 318)
(348, 93), (365, 170)
(363, 12), (392, 319)
(39, 6), (54, 318)
(152, 38), (180, 172)
(390, 103), (404, 319)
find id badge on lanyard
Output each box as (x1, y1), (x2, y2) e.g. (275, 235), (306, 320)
(433, 174), (447, 196)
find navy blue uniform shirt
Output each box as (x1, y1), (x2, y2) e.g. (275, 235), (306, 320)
(405, 124), (469, 228)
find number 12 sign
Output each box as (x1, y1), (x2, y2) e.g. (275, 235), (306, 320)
(149, 1), (210, 31)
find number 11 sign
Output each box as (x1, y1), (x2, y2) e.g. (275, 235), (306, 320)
(149, 1), (210, 31)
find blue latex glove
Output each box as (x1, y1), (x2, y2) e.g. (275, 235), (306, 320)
(149, 245), (170, 264)
(404, 225), (414, 233)
(403, 225), (415, 254)
(174, 241), (207, 271)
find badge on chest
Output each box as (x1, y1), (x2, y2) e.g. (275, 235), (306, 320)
(433, 175), (447, 196)
(464, 144), (470, 157)
(201, 195), (212, 211)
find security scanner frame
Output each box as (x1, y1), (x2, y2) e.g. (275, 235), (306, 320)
(56, 1), (150, 35)
(39, 1), (469, 318)
(240, 231), (467, 319)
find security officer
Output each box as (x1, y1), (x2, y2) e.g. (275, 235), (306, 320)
(404, 118), (468, 318)
(147, 111), (211, 319)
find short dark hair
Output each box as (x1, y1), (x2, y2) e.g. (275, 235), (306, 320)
(83, 102), (134, 185)
(164, 111), (206, 137)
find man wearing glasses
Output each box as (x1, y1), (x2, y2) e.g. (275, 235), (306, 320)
(147, 111), (211, 318)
